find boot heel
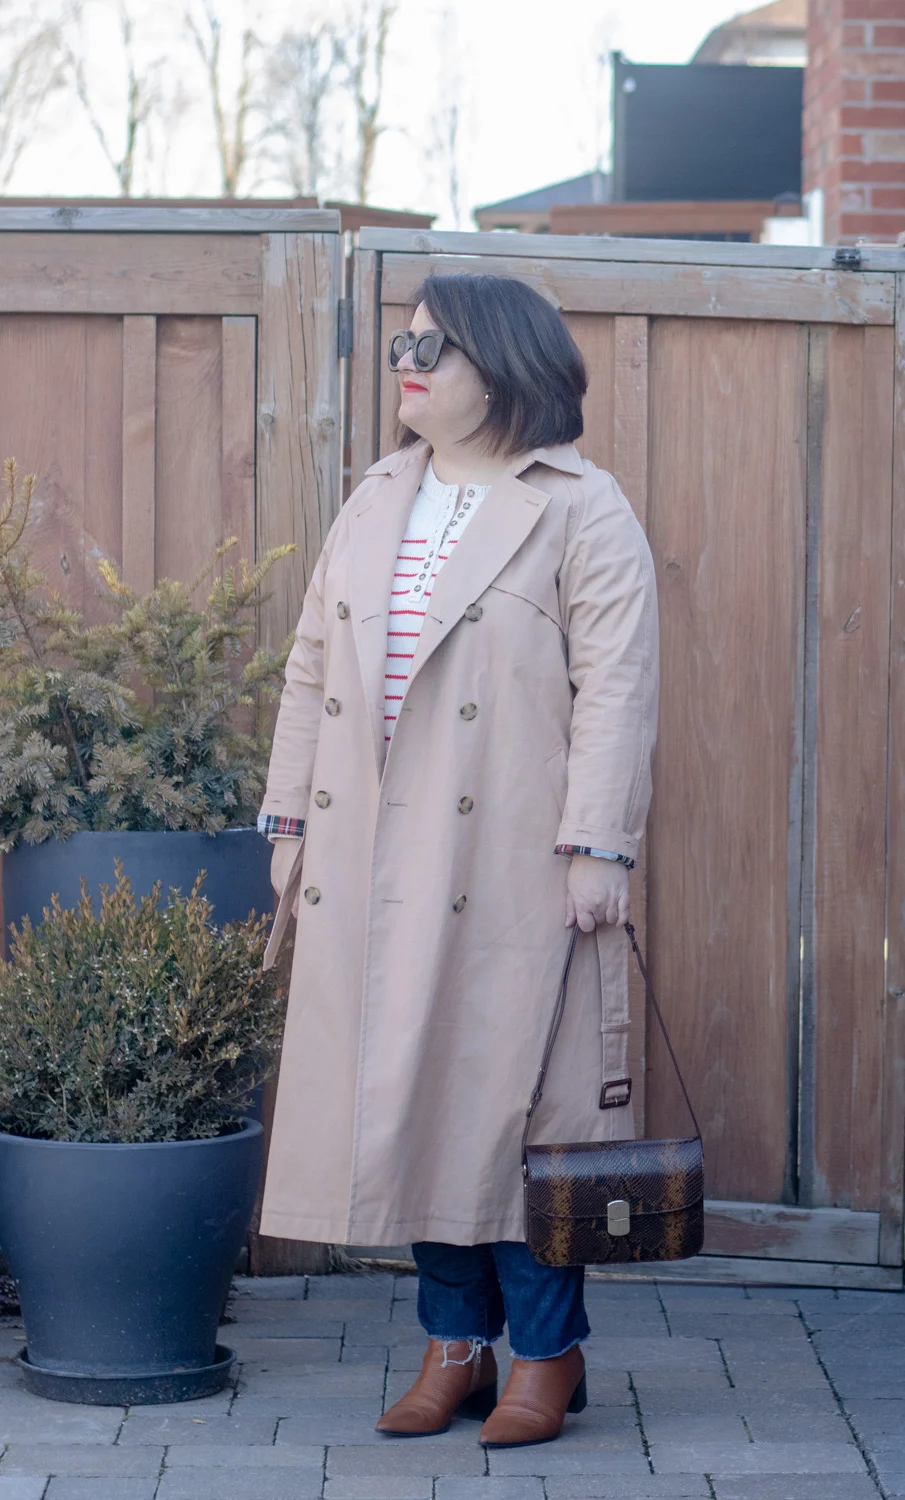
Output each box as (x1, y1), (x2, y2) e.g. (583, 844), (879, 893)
(566, 1374), (587, 1414)
(458, 1382), (498, 1420)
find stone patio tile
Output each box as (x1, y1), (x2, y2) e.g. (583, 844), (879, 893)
(233, 1396), (379, 1424)
(712, 1479), (881, 1500)
(157, 1472), (322, 1500)
(545, 1480), (710, 1500)
(487, 1450), (651, 1478)
(123, 1389), (234, 1418)
(237, 1367), (384, 1398)
(45, 1481), (157, 1500)
(649, 1440), (867, 1475)
(435, 1481), (545, 1499)
(222, 1313), (345, 1340)
(658, 1286), (749, 1305)
(641, 1415), (750, 1445)
(278, 1411), (473, 1447)
(0, 1482), (49, 1500)
(741, 1408), (853, 1443)
(630, 1368), (733, 1392)
(325, 1482), (431, 1500)
(584, 1337), (722, 1373)
(345, 1345), (390, 1366)
(1, 1446), (163, 1476)
(845, 1398), (905, 1443)
(342, 1320), (424, 1347)
(327, 1443), (486, 1477)
(229, 1337), (342, 1365)
(307, 1274), (395, 1301)
(117, 1411), (278, 1446)
(664, 1315), (807, 1342)
(163, 1444), (324, 1469)
(231, 1276), (308, 1300)
(0, 1403), (123, 1445)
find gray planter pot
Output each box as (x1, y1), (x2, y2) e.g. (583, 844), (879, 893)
(1, 827), (273, 936)
(0, 828), (275, 1133)
(0, 1120), (264, 1404)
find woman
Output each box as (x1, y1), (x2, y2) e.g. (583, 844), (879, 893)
(257, 273), (659, 1449)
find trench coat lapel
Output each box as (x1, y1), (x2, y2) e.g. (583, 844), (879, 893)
(405, 469), (554, 692)
(348, 444), (430, 765)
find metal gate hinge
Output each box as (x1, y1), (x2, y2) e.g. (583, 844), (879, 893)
(337, 297), (353, 358)
(833, 247), (862, 271)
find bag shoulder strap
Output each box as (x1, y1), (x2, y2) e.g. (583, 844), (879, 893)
(520, 922), (701, 1167)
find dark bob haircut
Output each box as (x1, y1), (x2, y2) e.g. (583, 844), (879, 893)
(398, 273), (588, 456)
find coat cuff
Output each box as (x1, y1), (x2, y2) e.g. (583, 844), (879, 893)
(555, 821), (639, 864)
(555, 844), (635, 869)
(257, 813), (305, 841)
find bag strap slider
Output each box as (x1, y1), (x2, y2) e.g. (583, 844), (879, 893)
(600, 1077), (632, 1110)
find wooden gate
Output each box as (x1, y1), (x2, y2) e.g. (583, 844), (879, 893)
(0, 204), (342, 649)
(351, 228), (905, 1289)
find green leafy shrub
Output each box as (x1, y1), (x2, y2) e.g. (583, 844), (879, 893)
(0, 457), (296, 850)
(0, 862), (287, 1143)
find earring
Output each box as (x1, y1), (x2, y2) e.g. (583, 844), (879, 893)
(484, 392), (490, 403)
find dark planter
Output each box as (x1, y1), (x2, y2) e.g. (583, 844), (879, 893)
(0, 827), (273, 936)
(0, 829), (275, 1125)
(0, 1119), (264, 1404)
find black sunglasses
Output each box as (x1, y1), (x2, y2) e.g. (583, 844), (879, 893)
(387, 328), (463, 372)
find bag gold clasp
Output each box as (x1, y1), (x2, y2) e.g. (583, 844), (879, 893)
(607, 1199), (631, 1236)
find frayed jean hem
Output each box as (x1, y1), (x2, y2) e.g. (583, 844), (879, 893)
(507, 1332), (589, 1362)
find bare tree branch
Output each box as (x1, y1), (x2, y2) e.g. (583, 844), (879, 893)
(262, 23), (342, 200)
(63, 0), (165, 196)
(342, 0), (396, 206)
(186, 0), (259, 197)
(0, 3), (65, 190)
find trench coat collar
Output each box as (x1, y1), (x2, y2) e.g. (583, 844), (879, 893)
(352, 439), (581, 771)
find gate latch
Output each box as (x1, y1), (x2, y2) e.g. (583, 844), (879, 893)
(833, 247), (862, 271)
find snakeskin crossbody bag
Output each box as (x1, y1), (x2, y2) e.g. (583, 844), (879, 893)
(523, 922), (704, 1267)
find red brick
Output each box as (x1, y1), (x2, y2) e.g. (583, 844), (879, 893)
(843, 21), (868, 45)
(845, 78), (869, 101)
(846, 158), (905, 178)
(870, 185), (905, 205)
(874, 23), (905, 45)
(842, 105), (905, 126)
(839, 210), (905, 230)
(842, 132), (867, 155)
(872, 79), (905, 100)
(844, 0), (905, 18)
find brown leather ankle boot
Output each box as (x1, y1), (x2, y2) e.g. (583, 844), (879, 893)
(376, 1339), (498, 1437)
(478, 1344), (586, 1448)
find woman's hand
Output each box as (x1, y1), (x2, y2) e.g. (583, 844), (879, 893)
(270, 837), (303, 917)
(565, 854), (630, 932)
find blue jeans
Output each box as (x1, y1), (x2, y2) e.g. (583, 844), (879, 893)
(411, 1240), (589, 1361)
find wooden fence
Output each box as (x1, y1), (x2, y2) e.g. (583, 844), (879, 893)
(4, 209), (905, 1286)
(351, 228), (905, 1289)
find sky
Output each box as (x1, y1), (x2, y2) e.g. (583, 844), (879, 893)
(9, 0), (755, 227)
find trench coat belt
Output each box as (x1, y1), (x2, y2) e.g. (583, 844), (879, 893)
(263, 837), (307, 972)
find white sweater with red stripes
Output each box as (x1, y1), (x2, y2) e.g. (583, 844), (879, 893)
(384, 461), (489, 744)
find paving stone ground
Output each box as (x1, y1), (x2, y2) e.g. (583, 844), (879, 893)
(0, 1273), (902, 1499)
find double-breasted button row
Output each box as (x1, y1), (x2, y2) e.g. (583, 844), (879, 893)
(304, 887), (321, 905)
(452, 894), (467, 913)
(459, 702), (477, 720)
(464, 603), (483, 622)
(336, 601), (349, 619)
(325, 698), (341, 716)
(457, 796), (474, 814)
(314, 790), (331, 809)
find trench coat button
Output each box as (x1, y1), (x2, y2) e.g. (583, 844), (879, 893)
(314, 790), (331, 809)
(465, 603), (483, 622)
(304, 887), (321, 905)
(457, 796), (474, 814)
(459, 702), (477, 720)
(452, 894), (467, 913)
(336, 601), (349, 619)
(325, 697), (341, 716)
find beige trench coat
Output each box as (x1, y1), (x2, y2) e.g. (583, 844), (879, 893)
(258, 439), (659, 1246)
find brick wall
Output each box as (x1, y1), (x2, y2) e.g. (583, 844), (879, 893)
(803, 0), (905, 244)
